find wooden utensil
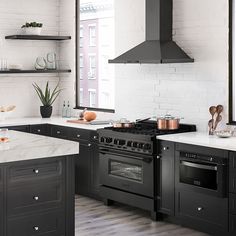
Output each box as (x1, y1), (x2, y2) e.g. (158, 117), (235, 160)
(208, 119), (214, 135)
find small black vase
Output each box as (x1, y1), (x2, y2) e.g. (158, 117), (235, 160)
(40, 106), (52, 118)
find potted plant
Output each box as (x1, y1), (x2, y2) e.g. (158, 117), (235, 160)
(33, 82), (62, 118)
(21, 22), (43, 35)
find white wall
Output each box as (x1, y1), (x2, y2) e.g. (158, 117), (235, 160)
(113, 0), (229, 132)
(0, 0), (62, 117)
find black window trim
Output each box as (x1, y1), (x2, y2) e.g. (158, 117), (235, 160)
(74, 0), (115, 113)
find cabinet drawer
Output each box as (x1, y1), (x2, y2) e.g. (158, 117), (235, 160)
(7, 210), (65, 236)
(51, 125), (68, 139)
(176, 190), (228, 230)
(7, 181), (64, 216)
(30, 124), (49, 136)
(70, 128), (98, 142)
(7, 158), (63, 184)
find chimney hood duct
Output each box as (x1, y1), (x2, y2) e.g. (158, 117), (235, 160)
(109, 0), (194, 64)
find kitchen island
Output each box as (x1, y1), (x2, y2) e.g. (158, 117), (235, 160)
(0, 130), (79, 236)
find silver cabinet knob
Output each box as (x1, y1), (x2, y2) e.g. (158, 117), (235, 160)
(34, 196), (39, 201)
(34, 226), (39, 231)
(37, 129), (41, 132)
(88, 143), (92, 147)
(57, 131), (61, 134)
(197, 207), (203, 211)
(77, 134), (80, 138)
(94, 136), (98, 139)
(163, 147), (169, 151)
(156, 155), (161, 159)
(33, 169), (39, 174)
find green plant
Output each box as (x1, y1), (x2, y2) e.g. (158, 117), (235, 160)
(21, 22), (43, 28)
(33, 82), (62, 106)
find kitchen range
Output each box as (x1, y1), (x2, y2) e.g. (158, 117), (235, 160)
(97, 119), (196, 219)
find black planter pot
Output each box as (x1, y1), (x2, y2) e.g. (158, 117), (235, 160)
(40, 106), (53, 118)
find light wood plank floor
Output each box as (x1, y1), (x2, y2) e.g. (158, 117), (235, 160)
(75, 195), (209, 236)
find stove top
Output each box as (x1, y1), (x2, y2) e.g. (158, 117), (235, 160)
(98, 121), (196, 155)
(104, 120), (196, 136)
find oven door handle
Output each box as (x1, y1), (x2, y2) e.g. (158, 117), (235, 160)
(99, 149), (153, 163)
(180, 161), (217, 171)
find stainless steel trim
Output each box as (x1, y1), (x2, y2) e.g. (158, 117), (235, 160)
(181, 161), (217, 171)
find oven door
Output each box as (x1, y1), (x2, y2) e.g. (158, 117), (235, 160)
(99, 149), (154, 198)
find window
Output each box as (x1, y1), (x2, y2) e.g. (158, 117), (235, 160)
(88, 54), (96, 79)
(76, 0), (115, 111)
(89, 25), (96, 46)
(230, 0), (236, 122)
(88, 89), (96, 108)
(80, 88), (84, 106)
(80, 26), (83, 47)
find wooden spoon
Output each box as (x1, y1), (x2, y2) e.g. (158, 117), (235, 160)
(209, 106), (217, 129)
(214, 114), (222, 130)
(216, 105), (223, 115)
(208, 119), (214, 135)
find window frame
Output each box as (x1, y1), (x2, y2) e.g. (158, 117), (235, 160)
(229, 0), (235, 123)
(75, 0), (115, 113)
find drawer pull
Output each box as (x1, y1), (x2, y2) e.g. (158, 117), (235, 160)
(88, 143), (92, 147)
(57, 131), (61, 134)
(94, 136), (98, 139)
(163, 147), (169, 151)
(37, 129), (41, 132)
(33, 169), (39, 174)
(197, 207), (203, 211)
(156, 155), (161, 159)
(34, 226), (39, 231)
(33, 196), (39, 201)
(77, 134), (80, 138)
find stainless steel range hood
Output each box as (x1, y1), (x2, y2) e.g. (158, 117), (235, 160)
(109, 0), (194, 64)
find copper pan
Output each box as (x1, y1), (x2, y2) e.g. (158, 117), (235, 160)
(157, 115), (183, 130)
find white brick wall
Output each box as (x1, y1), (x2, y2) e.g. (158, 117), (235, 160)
(0, 0), (61, 117)
(113, 0), (229, 132)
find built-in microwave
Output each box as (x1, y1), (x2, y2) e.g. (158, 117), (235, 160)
(178, 151), (228, 197)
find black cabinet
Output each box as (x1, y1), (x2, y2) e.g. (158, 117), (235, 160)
(176, 190), (228, 233)
(0, 155), (75, 236)
(0, 167), (3, 236)
(229, 152), (236, 234)
(69, 129), (100, 199)
(158, 141), (175, 216)
(1, 125), (30, 133)
(50, 125), (100, 199)
(30, 124), (51, 136)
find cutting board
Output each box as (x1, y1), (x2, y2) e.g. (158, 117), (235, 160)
(67, 119), (90, 124)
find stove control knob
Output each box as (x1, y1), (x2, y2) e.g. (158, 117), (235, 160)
(114, 139), (118, 145)
(132, 142), (138, 148)
(118, 139), (126, 146)
(106, 138), (112, 143)
(143, 144), (151, 150)
(100, 137), (105, 143)
(127, 141), (132, 147)
(138, 143), (144, 149)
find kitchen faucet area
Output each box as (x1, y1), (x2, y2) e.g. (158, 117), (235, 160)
(0, 0), (235, 235)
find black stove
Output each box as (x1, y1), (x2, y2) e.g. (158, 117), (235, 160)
(97, 120), (196, 220)
(98, 120), (196, 155)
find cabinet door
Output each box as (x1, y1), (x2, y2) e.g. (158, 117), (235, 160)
(90, 143), (100, 198)
(230, 152), (236, 193)
(0, 190), (3, 236)
(75, 141), (91, 195)
(158, 141), (175, 216)
(30, 124), (51, 136)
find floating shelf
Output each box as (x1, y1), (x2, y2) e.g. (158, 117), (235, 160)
(5, 35), (71, 41)
(0, 69), (71, 74)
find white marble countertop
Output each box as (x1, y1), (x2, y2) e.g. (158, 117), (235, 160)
(0, 130), (79, 164)
(157, 132), (236, 151)
(0, 116), (112, 130)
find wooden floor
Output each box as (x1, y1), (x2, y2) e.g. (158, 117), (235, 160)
(75, 195), (209, 236)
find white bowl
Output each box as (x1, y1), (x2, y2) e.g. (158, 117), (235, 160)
(21, 27), (42, 35)
(215, 130), (233, 138)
